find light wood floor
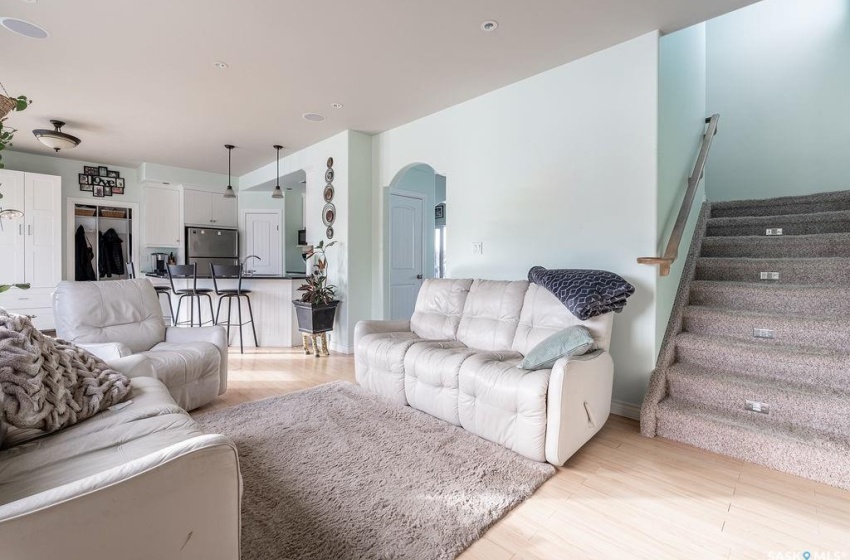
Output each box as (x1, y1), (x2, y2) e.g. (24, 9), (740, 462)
(195, 349), (850, 560)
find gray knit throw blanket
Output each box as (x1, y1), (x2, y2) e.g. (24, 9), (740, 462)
(0, 309), (131, 432)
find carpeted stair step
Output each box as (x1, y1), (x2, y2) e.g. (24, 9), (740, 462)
(695, 257), (850, 285)
(701, 232), (850, 258)
(655, 398), (850, 489)
(665, 363), (850, 440)
(706, 210), (850, 237)
(689, 281), (850, 316)
(710, 190), (850, 219)
(673, 332), (850, 391)
(681, 305), (850, 350)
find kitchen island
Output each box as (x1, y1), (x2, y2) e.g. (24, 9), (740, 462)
(144, 273), (310, 348)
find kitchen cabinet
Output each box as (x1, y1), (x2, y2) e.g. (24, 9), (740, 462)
(184, 188), (237, 228)
(143, 184), (182, 247)
(0, 169), (62, 330)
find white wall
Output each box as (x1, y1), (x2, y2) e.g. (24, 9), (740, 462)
(371, 32), (661, 407)
(655, 23), (708, 354)
(705, 0), (850, 201)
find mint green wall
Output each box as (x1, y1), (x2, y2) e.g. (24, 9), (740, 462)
(655, 23), (707, 356)
(705, 0), (850, 201)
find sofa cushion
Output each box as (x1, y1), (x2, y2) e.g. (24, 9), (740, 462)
(458, 351), (550, 462)
(512, 283), (614, 355)
(410, 279), (473, 341)
(0, 377), (202, 507)
(355, 332), (423, 405)
(53, 279), (166, 354)
(142, 341), (222, 412)
(456, 280), (528, 351)
(404, 341), (477, 425)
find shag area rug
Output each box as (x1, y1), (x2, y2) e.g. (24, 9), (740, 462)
(195, 381), (555, 560)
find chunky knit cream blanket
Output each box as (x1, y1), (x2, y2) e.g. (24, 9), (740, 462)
(0, 309), (131, 432)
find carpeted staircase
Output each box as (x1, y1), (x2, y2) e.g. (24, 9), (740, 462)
(641, 190), (850, 489)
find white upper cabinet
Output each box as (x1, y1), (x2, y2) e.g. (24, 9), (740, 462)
(184, 188), (237, 228)
(24, 173), (62, 287)
(0, 169), (26, 284)
(143, 184), (182, 247)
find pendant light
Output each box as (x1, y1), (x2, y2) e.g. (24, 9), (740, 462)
(0, 190), (23, 220)
(271, 144), (284, 199)
(32, 120), (81, 152)
(223, 144), (236, 199)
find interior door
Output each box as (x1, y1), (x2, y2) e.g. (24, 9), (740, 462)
(24, 173), (61, 288)
(388, 193), (424, 320)
(0, 170), (26, 284)
(244, 210), (282, 275)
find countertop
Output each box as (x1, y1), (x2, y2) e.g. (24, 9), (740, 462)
(144, 273), (308, 280)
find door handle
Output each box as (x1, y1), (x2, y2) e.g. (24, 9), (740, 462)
(416, 274), (423, 280)
(19, 224), (23, 235)
(27, 225), (32, 236)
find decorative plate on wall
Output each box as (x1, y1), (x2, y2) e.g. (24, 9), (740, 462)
(327, 157), (334, 168)
(325, 168), (334, 183)
(326, 226), (334, 239)
(323, 184), (334, 202)
(322, 202), (336, 227)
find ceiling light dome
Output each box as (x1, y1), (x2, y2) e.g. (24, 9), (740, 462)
(32, 120), (81, 152)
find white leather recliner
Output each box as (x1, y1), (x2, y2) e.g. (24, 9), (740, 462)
(53, 278), (228, 411)
(355, 278), (615, 465)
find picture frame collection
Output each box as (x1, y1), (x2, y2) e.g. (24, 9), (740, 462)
(79, 165), (125, 197)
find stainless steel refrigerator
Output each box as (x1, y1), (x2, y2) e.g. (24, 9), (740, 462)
(185, 227), (238, 277)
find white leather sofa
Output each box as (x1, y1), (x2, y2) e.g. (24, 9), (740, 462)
(0, 357), (241, 560)
(355, 279), (615, 465)
(53, 279), (228, 411)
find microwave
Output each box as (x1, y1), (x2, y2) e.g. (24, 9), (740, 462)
(297, 229), (307, 246)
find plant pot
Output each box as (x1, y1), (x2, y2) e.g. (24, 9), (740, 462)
(292, 300), (340, 334)
(0, 96), (15, 119)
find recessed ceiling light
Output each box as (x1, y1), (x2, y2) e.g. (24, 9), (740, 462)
(0, 17), (49, 39)
(480, 20), (498, 32)
(20, 0), (38, 4)
(331, 103), (343, 109)
(213, 61), (229, 69)
(302, 113), (325, 122)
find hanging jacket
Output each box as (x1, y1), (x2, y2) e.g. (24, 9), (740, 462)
(74, 225), (97, 281)
(99, 228), (125, 278)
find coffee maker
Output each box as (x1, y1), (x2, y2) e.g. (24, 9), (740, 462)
(152, 253), (168, 275)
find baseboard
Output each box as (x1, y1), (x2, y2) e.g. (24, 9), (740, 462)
(330, 341), (354, 354)
(610, 399), (641, 420)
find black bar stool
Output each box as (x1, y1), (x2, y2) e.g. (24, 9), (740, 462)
(128, 262), (174, 326)
(167, 264), (215, 327)
(210, 263), (258, 353)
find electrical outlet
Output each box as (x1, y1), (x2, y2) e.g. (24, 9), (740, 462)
(745, 400), (770, 414)
(766, 228), (783, 236)
(472, 242), (483, 255)
(760, 271), (780, 280)
(753, 328), (774, 339)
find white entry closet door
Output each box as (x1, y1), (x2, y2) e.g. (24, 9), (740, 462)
(242, 210), (282, 276)
(388, 192), (425, 320)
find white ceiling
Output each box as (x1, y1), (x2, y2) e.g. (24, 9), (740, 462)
(1, 0), (758, 175)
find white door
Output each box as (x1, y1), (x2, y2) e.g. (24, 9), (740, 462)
(183, 188), (211, 226)
(388, 193), (424, 320)
(0, 170), (26, 284)
(212, 195), (238, 227)
(144, 186), (182, 247)
(24, 173), (61, 288)
(243, 210), (282, 275)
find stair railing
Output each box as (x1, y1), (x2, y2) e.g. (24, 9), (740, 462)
(638, 114), (720, 276)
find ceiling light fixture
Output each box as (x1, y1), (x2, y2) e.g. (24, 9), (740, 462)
(32, 120), (81, 152)
(331, 103), (343, 109)
(213, 61), (229, 69)
(0, 17), (48, 38)
(223, 144), (236, 199)
(271, 145), (284, 199)
(480, 20), (498, 32)
(302, 112), (325, 122)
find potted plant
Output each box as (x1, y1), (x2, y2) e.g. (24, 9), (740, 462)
(293, 240), (340, 336)
(0, 91), (32, 169)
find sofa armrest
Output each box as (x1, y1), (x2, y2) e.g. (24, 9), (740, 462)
(104, 354), (155, 379)
(0, 434), (241, 559)
(544, 350), (614, 466)
(165, 326), (229, 394)
(354, 320), (411, 352)
(78, 342), (132, 361)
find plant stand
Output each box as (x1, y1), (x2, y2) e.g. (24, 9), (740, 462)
(292, 300), (340, 358)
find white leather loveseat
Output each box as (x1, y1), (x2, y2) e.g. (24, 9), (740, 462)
(355, 278), (615, 465)
(53, 278), (228, 411)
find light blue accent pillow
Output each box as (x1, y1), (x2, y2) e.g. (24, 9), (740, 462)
(518, 325), (595, 370)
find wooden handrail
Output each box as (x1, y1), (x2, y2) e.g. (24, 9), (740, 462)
(639, 114), (720, 276)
